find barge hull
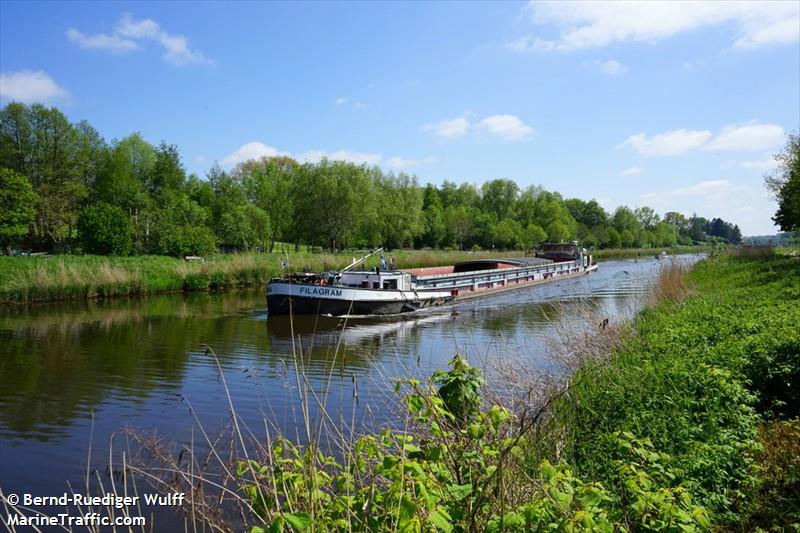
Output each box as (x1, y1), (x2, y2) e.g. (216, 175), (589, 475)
(266, 293), (451, 316)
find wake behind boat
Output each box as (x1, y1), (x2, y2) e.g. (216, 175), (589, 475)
(266, 243), (597, 316)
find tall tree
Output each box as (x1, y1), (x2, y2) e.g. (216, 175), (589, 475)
(0, 167), (37, 254)
(0, 102), (33, 176)
(237, 156), (298, 251)
(634, 206), (660, 230)
(148, 142), (186, 197)
(480, 178), (518, 220)
(612, 206), (641, 237)
(444, 205), (473, 250)
(291, 160), (375, 251)
(766, 132), (800, 232)
(373, 170), (424, 249)
(420, 184), (446, 248)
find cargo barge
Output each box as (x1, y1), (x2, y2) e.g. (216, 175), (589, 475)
(266, 243), (596, 316)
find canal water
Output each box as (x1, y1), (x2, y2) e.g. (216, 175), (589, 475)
(0, 255), (700, 528)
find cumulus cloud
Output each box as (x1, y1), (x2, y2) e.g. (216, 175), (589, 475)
(221, 142), (438, 170)
(702, 121), (785, 151)
(298, 150), (382, 166)
(66, 28), (138, 52)
(334, 97), (368, 110)
(580, 59), (629, 75)
(619, 129), (712, 156)
(477, 114), (535, 140)
(423, 115), (472, 139)
(385, 155), (437, 169)
(506, 35), (556, 53)
(598, 59), (628, 75)
(621, 121), (785, 156)
(512, 1), (799, 51)
(221, 142), (290, 167)
(642, 179), (746, 201)
(621, 166), (644, 176)
(423, 113), (534, 141)
(739, 158), (777, 170)
(0, 70), (70, 104)
(67, 13), (212, 66)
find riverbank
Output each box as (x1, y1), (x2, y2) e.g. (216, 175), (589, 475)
(0, 250), (507, 304)
(0, 246), (711, 304)
(128, 249), (798, 531)
(546, 248), (799, 529)
(591, 244), (714, 259)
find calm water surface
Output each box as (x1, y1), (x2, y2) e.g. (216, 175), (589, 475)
(0, 255), (700, 528)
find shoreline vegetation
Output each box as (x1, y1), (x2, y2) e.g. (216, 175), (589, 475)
(106, 248), (796, 532)
(0, 246), (713, 304)
(2, 102), (746, 284)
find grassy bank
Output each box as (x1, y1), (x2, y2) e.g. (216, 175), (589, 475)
(118, 250), (797, 532)
(0, 250), (516, 303)
(1, 246), (716, 304)
(547, 249), (800, 529)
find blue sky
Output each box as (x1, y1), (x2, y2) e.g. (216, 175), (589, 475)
(1, 1), (798, 235)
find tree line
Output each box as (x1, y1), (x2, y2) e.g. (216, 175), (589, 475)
(0, 102), (743, 256)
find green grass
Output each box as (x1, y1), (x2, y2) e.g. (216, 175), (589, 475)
(0, 249), (520, 303)
(548, 250), (800, 528)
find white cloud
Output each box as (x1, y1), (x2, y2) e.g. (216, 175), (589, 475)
(221, 142), (290, 167)
(423, 115), (472, 139)
(478, 114), (535, 140)
(0, 70), (70, 104)
(386, 155), (437, 169)
(66, 28), (138, 51)
(642, 179), (745, 202)
(335, 97), (367, 109)
(517, 1), (799, 51)
(639, 179), (777, 234)
(620, 121), (786, 157)
(598, 59), (628, 75)
(582, 59), (629, 75)
(596, 197), (612, 206)
(734, 11), (800, 49)
(739, 157), (777, 170)
(620, 129), (712, 156)
(703, 121), (784, 151)
(506, 34), (556, 53)
(299, 150), (382, 166)
(621, 166), (643, 176)
(423, 113), (534, 141)
(222, 142), (439, 171)
(67, 13), (212, 66)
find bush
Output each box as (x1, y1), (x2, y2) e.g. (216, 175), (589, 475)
(743, 420), (800, 530)
(77, 203), (133, 255)
(157, 224), (217, 257)
(229, 358), (711, 533)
